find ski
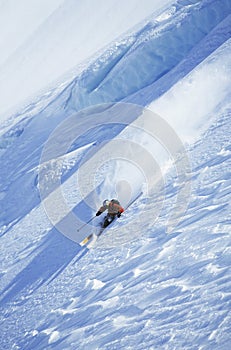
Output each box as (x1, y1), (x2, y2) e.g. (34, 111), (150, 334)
(79, 233), (93, 246)
(79, 228), (104, 247)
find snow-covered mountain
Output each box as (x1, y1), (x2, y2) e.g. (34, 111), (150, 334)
(0, 0), (173, 122)
(0, 0), (230, 349)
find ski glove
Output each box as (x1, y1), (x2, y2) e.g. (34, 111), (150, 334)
(117, 213), (121, 218)
(96, 211), (102, 216)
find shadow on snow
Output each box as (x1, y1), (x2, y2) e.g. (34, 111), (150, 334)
(0, 228), (87, 307)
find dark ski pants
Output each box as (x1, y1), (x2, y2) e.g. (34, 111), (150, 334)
(103, 214), (116, 228)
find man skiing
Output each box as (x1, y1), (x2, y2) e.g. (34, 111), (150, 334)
(96, 199), (124, 228)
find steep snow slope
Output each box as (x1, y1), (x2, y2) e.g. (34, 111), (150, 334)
(0, 0), (230, 239)
(0, 0), (174, 121)
(0, 0), (231, 349)
(0, 90), (230, 350)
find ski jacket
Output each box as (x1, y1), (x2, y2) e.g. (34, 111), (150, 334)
(99, 200), (124, 216)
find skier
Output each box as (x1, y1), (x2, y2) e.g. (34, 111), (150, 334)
(96, 199), (124, 228)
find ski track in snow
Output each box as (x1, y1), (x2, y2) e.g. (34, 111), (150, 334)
(0, 0), (231, 349)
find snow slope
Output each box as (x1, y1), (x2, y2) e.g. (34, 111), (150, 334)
(0, 0), (231, 349)
(0, 0), (174, 122)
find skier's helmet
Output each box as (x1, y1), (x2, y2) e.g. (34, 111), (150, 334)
(111, 199), (120, 205)
(103, 199), (109, 206)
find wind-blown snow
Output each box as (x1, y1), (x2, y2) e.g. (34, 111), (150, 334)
(150, 38), (231, 143)
(0, 0), (231, 349)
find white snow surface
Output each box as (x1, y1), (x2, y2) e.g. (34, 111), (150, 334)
(0, 0), (231, 349)
(0, 0), (173, 122)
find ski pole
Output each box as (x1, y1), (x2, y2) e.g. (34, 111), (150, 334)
(77, 216), (95, 232)
(126, 191), (143, 210)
